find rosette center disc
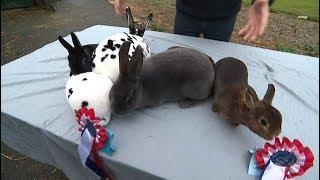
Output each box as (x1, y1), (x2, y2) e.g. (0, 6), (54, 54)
(271, 151), (297, 166)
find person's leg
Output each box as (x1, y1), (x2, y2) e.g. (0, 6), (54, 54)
(203, 14), (237, 42)
(173, 10), (203, 38)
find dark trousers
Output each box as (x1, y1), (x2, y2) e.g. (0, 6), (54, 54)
(173, 10), (238, 42)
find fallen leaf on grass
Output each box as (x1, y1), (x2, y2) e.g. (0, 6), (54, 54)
(1, 153), (28, 161)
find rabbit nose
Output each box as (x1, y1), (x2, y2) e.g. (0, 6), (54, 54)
(266, 136), (274, 141)
(111, 104), (123, 115)
(274, 128), (281, 136)
(111, 108), (119, 115)
(113, 109), (125, 115)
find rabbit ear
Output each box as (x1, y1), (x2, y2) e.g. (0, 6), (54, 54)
(119, 41), (131, 75)
(128, 45), (143, 80)
(137, 13), (153, 37)
(58, 36), (73, 52)
(71, 32), (82, 48)
(125, 7), (136, 35)
(80, 47), (90, 57)
(167, 46), (181, 50)
(263, 84), (275, 104)
(244, 86), (259, 109)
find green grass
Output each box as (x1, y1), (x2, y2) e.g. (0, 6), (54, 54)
(275, 43), (319, 57)
(243, 0), (319, 21)
(149, 21), (166, 32)
(275, 43), (298, 54)
(304, 44), (319, 57)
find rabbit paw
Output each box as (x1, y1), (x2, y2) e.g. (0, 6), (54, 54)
(212, 104), (218, 112)
(231, 122), (240, 127)
(178, 99), (198, 109)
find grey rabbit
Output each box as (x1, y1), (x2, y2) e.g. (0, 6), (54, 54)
(109, 42), (215, 115)
(212, 57), (282, 140)
(58, 32), (97, 76)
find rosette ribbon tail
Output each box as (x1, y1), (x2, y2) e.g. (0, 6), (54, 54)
(78, 119), (106, 177)
(259, 159), (290, 180)
(76, 107), (117, 179)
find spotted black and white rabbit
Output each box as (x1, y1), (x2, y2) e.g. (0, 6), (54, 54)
(109, 42), (215, 115)
(65, 72), (113, 125)
(58, 32), (97, 76)
(92, 7), (153, 83)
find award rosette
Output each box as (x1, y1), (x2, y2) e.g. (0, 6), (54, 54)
(76, 107), (116, 178)
(255, 137), (314, 180)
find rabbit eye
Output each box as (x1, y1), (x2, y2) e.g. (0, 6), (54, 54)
(125, 95), (132, 103)
(260, 119), (268, 127)
(125, 91), (134, 103)
(125, 96), (131, 103)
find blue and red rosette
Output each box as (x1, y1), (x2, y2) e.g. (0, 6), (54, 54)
(75, 107), (116, 179)
(255, 137), (314, 179)
(76, 107), (108, 151)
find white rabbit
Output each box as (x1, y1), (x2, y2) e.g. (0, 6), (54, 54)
(65, 72), (113, 126)
(92, 7), (153, 83)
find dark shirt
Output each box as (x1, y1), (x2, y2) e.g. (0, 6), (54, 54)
(176, 0), (242, 20)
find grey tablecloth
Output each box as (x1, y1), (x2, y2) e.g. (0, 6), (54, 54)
(1, 25), (319, 180)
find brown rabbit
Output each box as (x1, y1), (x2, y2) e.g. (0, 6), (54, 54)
(212, 57), (282, 140)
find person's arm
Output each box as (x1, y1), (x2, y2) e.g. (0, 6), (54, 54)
(113, 0), (125, 16)
(238, 0), (273, 42)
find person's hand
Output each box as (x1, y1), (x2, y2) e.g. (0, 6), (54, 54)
(238, 0), (270, 42)
(111, 0), (125, 16)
